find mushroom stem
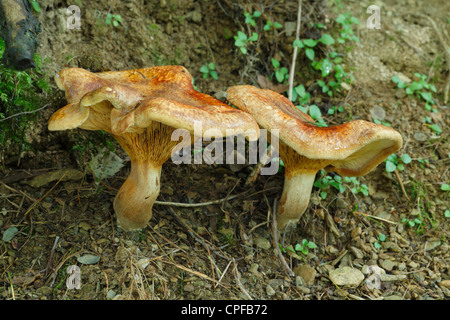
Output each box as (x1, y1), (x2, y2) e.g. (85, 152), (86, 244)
(113, 160), (161, 231)
(276, 170), (317, 229)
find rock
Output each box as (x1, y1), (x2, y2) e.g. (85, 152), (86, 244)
(27, 168), (84, 188)
(266, 285), (276, 296)
(395, 89), (406, 99)
(370, 105), (386, 120)
(414, 132), (428, 142)
(284, 22), (297, 36)
(254, 237), (271, 250)
(439, 280), (450, 288)
(380, 274), (407, 282)
(381, 259), (396, 271)
(350, 246), (365, 259)
(329, 267), (364, 286)
(293, 265), (316, 285)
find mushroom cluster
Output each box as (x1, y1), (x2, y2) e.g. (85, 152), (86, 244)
(226, 85), (403, 229)
(49, 66), (260, 231)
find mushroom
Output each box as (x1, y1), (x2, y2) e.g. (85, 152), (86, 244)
(49, 66), (260, 231)
(226, 85), (403, 229)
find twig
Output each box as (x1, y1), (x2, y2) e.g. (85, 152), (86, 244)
(44, 236), (60, 277)
(154, 191), (248, 207)
(272, 198), (295, 278)
(394, 169), (410, 201)
(0, 104), (51, 122)
(288, 0), (303, 101)
(232, 258), (253, 300)
(244, 144), (276, 187)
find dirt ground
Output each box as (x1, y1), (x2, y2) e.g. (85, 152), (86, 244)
(0, 0), (449, 301)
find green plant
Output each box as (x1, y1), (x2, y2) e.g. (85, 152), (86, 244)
(29, 0), (41, 12)
(296, 104), (327, 127)
(200, 62), (218, 80)
(271, 58), (288, 83)
(243, 10), (261, 27)
(402, 217), (423, 228)
(385, 153), (412, 173)
(313, 170), (369, 199)
(392, 73), (437, 112)
(335, 12), (360, 44)
(290, 84), (311, 105)
(263, 20), (283, 31)
(106, 13), (122, 27)
(374, 233), (386, 249)
(279, 238), (317, 261)
(233, 31), (258, 55)
(0, 37), (50, 149)
(441, 183), (450, 191)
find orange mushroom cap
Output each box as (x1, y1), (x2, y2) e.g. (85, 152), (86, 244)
(227, 85), (403, 228)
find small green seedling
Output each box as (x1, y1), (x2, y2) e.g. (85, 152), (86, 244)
(243, 10), (261, 27)
(294, 239), (318, 255)
(263, 20), (283, 31)
(314, 171), (368, 199)
(290, 84), (311, 105)
(106, 13), (122, 27)
(391, 73), (438, 113)
(271, 58), (288, 83)
(402, 217), (422, 228)
(200, 62), (218, 80)
(385, 153), (412, 173)
(374, 233), (386, 250)
(234, 31), (258, 55)
(279, 239), (317, 258)
(441, 183), (450, 191)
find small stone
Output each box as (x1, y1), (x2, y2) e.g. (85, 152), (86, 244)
(408, 261), (419, 269)
(381, 259), (396, 271)
(370, 105), (386, 120)
(350, 246), (365, 259)
(293, 265), (316, 285)
(183, 283), (195, 292)
(395, 89), (406, 99)
(254, 237), (271, 250)
(380, 274), (407, 282)
(266, 285), (276, 296)
(439, 280), (450, 288)
(414, 132), (428, 142)
(284, 21), (297, 36)
(329, 267), (365, 287)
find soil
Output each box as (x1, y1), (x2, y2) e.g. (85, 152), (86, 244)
(1, 0), (449, 301)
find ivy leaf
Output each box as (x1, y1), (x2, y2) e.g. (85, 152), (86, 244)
(319, 34), (335, 45)
(305, 48), (315, 61)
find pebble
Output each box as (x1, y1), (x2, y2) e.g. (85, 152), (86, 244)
(329, 267), (365, 286)
(381, 259), (396, 271)
(254, 237), (271, 250)
(439, 280), (450, 288)
(370, 105), (386, 120)
(266, 285), (276, 296)
(293, 265), (316, 285)
(380, 274), (407, 282)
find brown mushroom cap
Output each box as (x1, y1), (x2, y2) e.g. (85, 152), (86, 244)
(227, 85), (402, 176)
(50, 66), (260, 139)
(226, 85), (403, 228)
(48, 66), (260, 231)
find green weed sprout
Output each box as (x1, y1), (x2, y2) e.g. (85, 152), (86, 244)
(200, 62), (218, 80)
(385, 153), (412, 173)
(374, 233), (386, 249)
(234, 31), (258, 55)
(271, 58), (288, 83)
